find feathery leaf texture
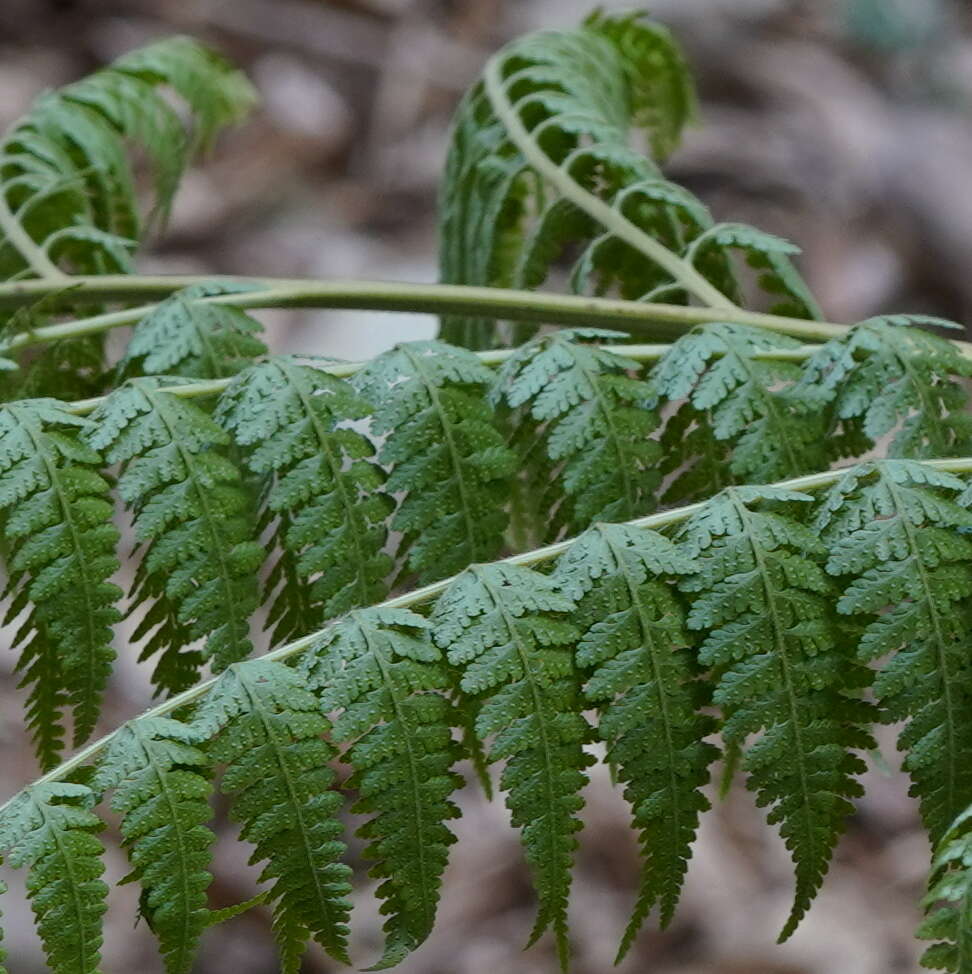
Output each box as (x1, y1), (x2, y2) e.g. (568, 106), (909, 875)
(493, 329), (660, 541)
(921, 806), (972, 973)
(193, 659), (353, 969)
(816, 460), (972, 843)
(0, 398), (121, 767)
(802, 316), (972, 459)
(121, 284), (268, 380)
(676, 485), (875, 940)
(299, 608), (463, 969)
(354, 340), (515, 583)
(216, 356), (393, 641)
(431, 564), (594, 968)
(652, 322), (828, 484)
(554, 524), (715, 957)
(92, 718), (213, 974)
(85, 378), (262, 692)
(0, 782), (106, 974)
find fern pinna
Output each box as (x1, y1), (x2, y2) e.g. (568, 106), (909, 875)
(4, 10), (972, 974)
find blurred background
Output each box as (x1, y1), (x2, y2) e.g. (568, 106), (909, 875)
(2, 0), (972, 971)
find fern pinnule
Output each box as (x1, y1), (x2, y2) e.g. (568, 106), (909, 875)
(215, 356), (393, 640)
(299, 607), (463, 970)
(816, 460), (972, 843)
(677, 485), (875, 940)
(85, 378), (262, 692)
(493, 328), (660, 541)
(192, 659), (353, 969)
(0, 398), (121, 767)
(431, 563), (594, 969)
(553, 523), (716, 957)
(353, 340), (515, 583)
(0, 781), (106, 974)
(91, 718), (214, 974)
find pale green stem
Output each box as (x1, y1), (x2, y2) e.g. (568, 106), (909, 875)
(482, 56), (738, 311)
(0, 276), (851, 352)
(61, 342), (819, 417)
(11, 455), (972, 806)
(0, 191), (69, 281)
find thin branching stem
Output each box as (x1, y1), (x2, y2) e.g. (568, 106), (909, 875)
(0, 192), (70, 281)
(11, 455), (972, 808)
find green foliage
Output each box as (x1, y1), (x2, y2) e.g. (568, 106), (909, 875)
(299, 607), (463, 969)
(493, 329), (660, 542)
(431, 563), (594, 969)
(354, 340), (515, 583)
(121, 284), (268, 379)
(676, 486), (875, 940)
(92, 718), (213, 974)
(0, 399), (121, 767)
(85, 378), (262, 692)
(920, 805), (972, 972)
(0, 782), (106, 974)
(553, 524), (715, 957)
(216, 356), (393, 641)
(193, 659), (352, 970)
(816, 460), (972, 843)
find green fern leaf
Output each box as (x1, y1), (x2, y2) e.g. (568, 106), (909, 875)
(492, 329), (660, 541)
(0, 398), (121, 766)
(298, 607), (463, 969)
(353, 340), (515, 582)
(677, 485), (874, 940)
(122, 284), (268, 379)
(0, 782), (106, 974)
(431, 563), (594, 969)
(85, 379), (262, 692)
(92, 718), (213, 974)
(815, 460), (972, 843)
(192, 658), (353, 969)
(920, 805), (972, 972)
(652, 322), (829, 483)
(215, 356), (393, 641)
(801, 317), (972, 459)
(553, 523), (716, 957)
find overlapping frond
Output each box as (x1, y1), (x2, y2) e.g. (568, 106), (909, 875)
(215, 356), (393, 642)
(554, 524), (715, 957)
(493, 329), (660, 542)
(816, 460), (972, 843)
(92, 718), (213, 974)
(677, 485), (874, 940)
(85, 379), (262, 692)
(193, 659), (352, 970)
(431, 563), (594, 968)
(299, 607), (463, 969)
(353, 340), (515, 582)
(0, 398), (121, 767)
(0, 782), (106, 974)
(920, 806), (972, 973)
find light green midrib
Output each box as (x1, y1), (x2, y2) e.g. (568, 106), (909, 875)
(11, 455), (972, 810)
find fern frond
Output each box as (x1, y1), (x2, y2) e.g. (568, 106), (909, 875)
(0, 782), (106, 974)
(192, 659), (353, 969)
(652, 323), (829, 483)
(801, 316), (972, 459)
(677, 485), (874, 940)
(121, 284), (268, 380)
(493, 328), (660, 541)
(553, 523), (716, 957)
(215, 356), (393, 641)
(85, 379), (262, 692)
(920, 805), (972, 973)
(815, 460), (972, 842)
(91, 718), (213, 974)
(431, 563), (594, 968)
(298, 607), (463, 969)
(353, 340), (515, 583)
(0, 36), (255, 281)
(0, 398), (121, 766)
